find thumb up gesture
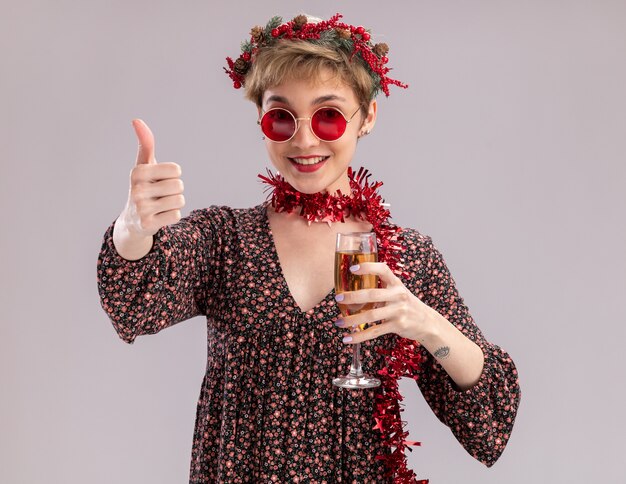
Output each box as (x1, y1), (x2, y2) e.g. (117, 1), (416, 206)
(122, 119), (185, 238)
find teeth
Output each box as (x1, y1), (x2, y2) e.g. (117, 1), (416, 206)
(291, 156), (328, 165)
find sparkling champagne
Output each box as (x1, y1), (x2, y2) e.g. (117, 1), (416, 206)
(334, 250), (379, 329)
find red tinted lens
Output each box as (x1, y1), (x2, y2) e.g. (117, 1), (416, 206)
(260, 109), (296, 142)
(311, 108), (347, 141)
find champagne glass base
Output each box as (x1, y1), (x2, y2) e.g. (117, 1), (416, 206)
(332, 375), (381, 389)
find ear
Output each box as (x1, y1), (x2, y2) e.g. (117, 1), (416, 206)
(358, 99), (377, 137)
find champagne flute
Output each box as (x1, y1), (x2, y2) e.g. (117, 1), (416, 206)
(333, 232), (381, 389)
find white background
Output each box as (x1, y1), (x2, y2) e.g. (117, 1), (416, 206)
(2, 1), (625, 482)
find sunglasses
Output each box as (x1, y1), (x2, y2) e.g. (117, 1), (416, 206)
(258, 105), (362, 143)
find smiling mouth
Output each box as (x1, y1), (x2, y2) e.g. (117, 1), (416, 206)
(288, 156), (330, 165)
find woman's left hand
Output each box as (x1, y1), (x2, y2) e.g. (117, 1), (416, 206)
(334, 262), (438, 344)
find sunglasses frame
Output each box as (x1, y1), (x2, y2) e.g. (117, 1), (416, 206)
(257, 105), (363, 143)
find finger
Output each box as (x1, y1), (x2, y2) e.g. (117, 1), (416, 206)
(130, 162), (182, 184)
(132, 118), (157, 165)
(349, 261), (400, 288)
(152, 194), (186, 213)
(336, 286), (402, 305)
(335, 304), (397, 329)
(152, 209), (182, 227)
(342, 321), (396, 344)
(142, 178), (185, 198)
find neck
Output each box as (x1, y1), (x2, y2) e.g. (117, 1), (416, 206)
(323, 171), (352, 197)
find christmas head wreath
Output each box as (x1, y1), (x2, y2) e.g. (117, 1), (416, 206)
(224, 13), (408, 98)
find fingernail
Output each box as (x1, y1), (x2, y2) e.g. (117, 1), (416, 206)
(335, 294), (344, 302)
(334, 318), (344, 327)
(350, 264), (360, 272)
(342, 335), (353, 343)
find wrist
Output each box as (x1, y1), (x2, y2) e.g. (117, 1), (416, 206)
(113, 215), (154, 261)
(415, 306), (446, 346)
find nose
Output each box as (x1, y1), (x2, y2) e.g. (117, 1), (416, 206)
(290, 117), (320, 149)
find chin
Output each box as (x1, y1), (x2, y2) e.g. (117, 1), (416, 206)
(285, 178), (327, 195)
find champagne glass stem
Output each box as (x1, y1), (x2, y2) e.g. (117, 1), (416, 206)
(349, 342), (364, 377)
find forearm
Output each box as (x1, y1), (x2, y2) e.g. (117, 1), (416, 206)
(418, 308), (485, 391)
(415, 309), (521, 466)
(97, 210), (211, 343)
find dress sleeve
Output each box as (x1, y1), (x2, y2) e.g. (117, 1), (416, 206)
(96, 206), (229, 344)
(406, 232), (521, 467)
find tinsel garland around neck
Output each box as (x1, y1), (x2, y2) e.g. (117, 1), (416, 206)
(258, 166), (429, 483)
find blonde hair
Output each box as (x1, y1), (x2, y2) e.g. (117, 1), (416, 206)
(243, 36), (375, 118)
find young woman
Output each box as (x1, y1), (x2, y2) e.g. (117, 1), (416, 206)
(97, 13), (520, 483)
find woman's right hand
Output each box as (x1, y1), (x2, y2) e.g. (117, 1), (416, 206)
(113, 119), (185, 260)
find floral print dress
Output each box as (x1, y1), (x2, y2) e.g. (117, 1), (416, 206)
(96, 203), (520, 483)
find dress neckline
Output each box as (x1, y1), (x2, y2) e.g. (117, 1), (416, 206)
(258, 203), (336, 315)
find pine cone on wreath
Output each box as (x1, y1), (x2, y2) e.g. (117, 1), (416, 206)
(250, 26), (264, 43)
(292, 15), (308, 30)
(233, 57), (249, 75)
(335, 28), (352, 40)
(373, 43), (389, 57)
